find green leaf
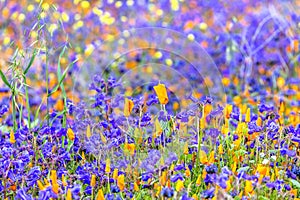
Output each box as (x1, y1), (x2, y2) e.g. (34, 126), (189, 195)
(0, 69), (12, 89)
(24, 49), (37, 75)
(57, 45), (67, 80)
(290, 179), (300, 189)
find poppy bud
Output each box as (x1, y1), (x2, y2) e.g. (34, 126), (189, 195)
(154, 83), (169, 105)
(124, 98), (134, 117)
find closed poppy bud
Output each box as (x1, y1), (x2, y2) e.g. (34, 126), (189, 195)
(202, 169), (207, 179)
(155, 118), (162, 136)
(245, 108), (251, 122)
(117, 174), (125, 191)
(86, 125), (92, 138)
(52, 183), (59, 194)
(67, 128), (75, 141)
(105, 158), (111, 173)
(256, 117), (262, 126)
(51, 170), (57, 184)
(279, 101), (285, 113)
(218, 144), (224, 154)
(62, 174), (67, 187)
(90, 174), (96, 187)
(9, 131), (16, 144)
(183, 142), (189, 155)
(232, 161), (237, 173)
(37, 180), (45, 191)
(200, 115), (205, 129)
(134, 182), (139, 191)
(100, 132), (107, 144)
(124, 98), (134, 117)
(226, 180), (231, 191)
(196, 174), (201, 185)
(153, 83), (168, 105)
(175, 180), (184, 191)
(160, 171), (167, 186)
(113, 168), (118, 180)
(66, 188), (72, 200)
(185, 167), (191, 177)
(96, 188), (105, 200)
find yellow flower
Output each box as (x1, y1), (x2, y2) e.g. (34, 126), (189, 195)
(52, 183), (59, 194)
(232, 161), (237, 174)
(279, 101), (285, 113)
(244, 180), (253, 195)
(199, 150), (208, 164)
(196, 174), (201, 185)
(113, 168), (119, 180)
(62, 174), (67, 187)
(183, 142), (189, 155)
(277, 77), (285, 88)
(124, 143), (135, 156)
(105, 158), (111, 173)
(153, 83), (169, 105)
(192, 194), (198, 200)
(134, 181), (139, 191)
(175, 180), (184, 191)
(51, 170), (57, 184)
(200, 115), (206, 129)
(226, 180), (231, 191)
(66, 188), (72, 200)
(224, 104), (233, 119)
(67, 128), (75, 141)
(10, 131), (16, 144)
(117, 174), (125, 191)
(160, 171), (167, 186)
(96, 188), (105, 200)
(256, 117), (262, 126)
(201, 170), (207, 179)
(245, 108), (251, 122)
(256, 164), (268, 176)
(86, 125), (92, 138)
(218, 144), (224, 154)
(100, 132), (107, 144)
(37, 180), (45, 190)
(185, 167), (191, 177)
(90, 174), (96, 187)
(124, 98), (134, 117)
(208, 151), (215, 164)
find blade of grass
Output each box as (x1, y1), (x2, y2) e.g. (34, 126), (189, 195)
(24, 49), (38, 75)
(0, 69), (12, 89)
(48, 58), (78, 96)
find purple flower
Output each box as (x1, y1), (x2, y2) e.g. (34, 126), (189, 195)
(0, 104), (9, 117)
(201, 187), (215, 199)
(26, 166), (41, 187)
(165, 152), (178, 166)
(161, 187), (174, 198)
(170, 173), (184, 182)
(15, 188), (34, 200)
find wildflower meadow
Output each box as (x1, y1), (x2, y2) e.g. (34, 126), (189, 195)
(0, 0), (300, 199)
